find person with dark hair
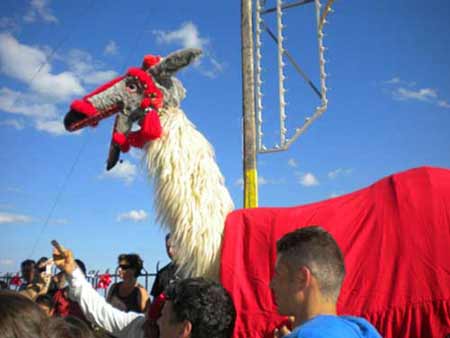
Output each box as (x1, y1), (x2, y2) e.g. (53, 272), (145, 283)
(19, 259), (37, 291)
(0, 280), (8, 290)
(45, 316), (96, 338)
(52, 242), (236, 338)
(53, 259), (88, 322)
(0, 290), (49, 338)
(150, 233), (179, 299)
(106, 253), (148, 313)
(158, 277), (236, 338)
(270, 226), (381, 338)
(36, 294), (55, 316)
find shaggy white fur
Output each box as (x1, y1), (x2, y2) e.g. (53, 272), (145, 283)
(144, 107), (234, 280)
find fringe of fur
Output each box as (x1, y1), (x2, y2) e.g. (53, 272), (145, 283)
(144, 107), (234, 280)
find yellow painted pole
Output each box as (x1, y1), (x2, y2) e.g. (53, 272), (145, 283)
(241, 0), (258, 208)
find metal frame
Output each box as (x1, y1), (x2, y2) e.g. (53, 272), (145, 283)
(255, 0), (331, 153)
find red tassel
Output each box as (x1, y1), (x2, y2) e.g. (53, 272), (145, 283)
(113, 132), (130, 153)
(148, 292), (166, 320)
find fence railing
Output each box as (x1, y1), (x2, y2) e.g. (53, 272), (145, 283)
(0, 268), (158, 297)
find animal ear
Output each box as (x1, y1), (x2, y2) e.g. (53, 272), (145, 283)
(149, 48), (202, 78)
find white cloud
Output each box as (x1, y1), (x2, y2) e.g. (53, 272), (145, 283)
(129, 148), (143, 160)
(384, 77), (400, 84)
(0, 212), (32, 224)
(0, 87), (58, 119)
(65, 49), (118, 86)
(0, 33), (84, 101)
(35, 119), (67, 135)
(101, 160), (137, 184)
(117, 209), (148, 222)
(297, 172), (319, 187)
(234, 178), (244, 187)
(24, 0), (58, 23)
(392, 87), (437, 102)
(153, 22), (225, 78)
(0, 258), (14, 266)
(328, 168), (353, 180)
(154, 22), (207, 50)
(438, 100), (450, 109)
(0, 118), (25, 130)
(288, 158), (298, 168)
(329, 192), (340, 198)
(104, 40), (118, 55)
(49, 218), (68, 225)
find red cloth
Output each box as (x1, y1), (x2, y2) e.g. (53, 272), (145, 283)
(220, 166), (450, 338)
(53, 288), (87, 321)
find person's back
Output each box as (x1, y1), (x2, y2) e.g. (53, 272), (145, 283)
(271, 226), (381, 338)
(289, 315), (380, 338)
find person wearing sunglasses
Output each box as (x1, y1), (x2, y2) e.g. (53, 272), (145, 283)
(107, 253), (149, 313)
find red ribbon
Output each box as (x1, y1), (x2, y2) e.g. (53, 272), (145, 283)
(96, 273), (112, 289)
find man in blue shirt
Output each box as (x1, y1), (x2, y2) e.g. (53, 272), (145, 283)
(270, 226), (382, 338)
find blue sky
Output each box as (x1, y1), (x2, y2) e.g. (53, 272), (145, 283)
(0, 0), (449, 275)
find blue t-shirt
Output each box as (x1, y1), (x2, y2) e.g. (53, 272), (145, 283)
(286, 315), (382, 338)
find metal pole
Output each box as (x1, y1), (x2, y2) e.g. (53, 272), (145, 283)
(241, 0), (258, 208)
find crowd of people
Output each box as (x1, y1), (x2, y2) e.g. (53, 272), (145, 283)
(0, 228), (382, 338)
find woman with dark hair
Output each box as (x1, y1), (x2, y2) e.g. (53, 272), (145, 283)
(0, 290), (49, 338)
(106, 254), (148, 313)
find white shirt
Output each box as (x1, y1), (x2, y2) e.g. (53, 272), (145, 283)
(68, 268), (146, 338)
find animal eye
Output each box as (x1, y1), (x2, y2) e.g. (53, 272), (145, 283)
(127, 83), (138, 92)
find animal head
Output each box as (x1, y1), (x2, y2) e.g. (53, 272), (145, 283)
(63, 48), (202, 170)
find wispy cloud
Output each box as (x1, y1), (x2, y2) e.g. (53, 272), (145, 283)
(0, 33), (83, 101)
(0, 259), (14, 266)
(65, 49), (118, 86)
(383, 77), (449, 110)
(0, 17), (19, 31)
(288, 158), (298, 168)
(392, 87), (437, 102)
(104, 40), (118, 55)
(0, 34), (118, 135)
(329, 192), (340, 198)
(234, 176), (283, 188)
(437, 100), (450, 109)
(117, 209), (148, 222)
(328, 168), (353, 180)
(24, 0), (58, 23)
(296, 172), (319, 187)
(100, 160), (137, 185)
(0, 118), (25, 130)
(153, 22), (225, 78)
(0, 212), (33, 224)
(154, 22), (207, 50)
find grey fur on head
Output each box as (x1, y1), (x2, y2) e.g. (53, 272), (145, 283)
(148, 48), (202, 108)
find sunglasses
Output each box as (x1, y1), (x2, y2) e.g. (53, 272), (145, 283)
(119, 264), (131, 270)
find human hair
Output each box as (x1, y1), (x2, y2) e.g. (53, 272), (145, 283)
(45, 316), (95, 338)
(36, 294), (54, 309)
(276, 226), (346, 302)
(21, 259), (36, 269)
(0, 290), (49, 338)
(165, 277), (236, 338)
(74, 259), (87, 276)
(118, 254), (143, 278)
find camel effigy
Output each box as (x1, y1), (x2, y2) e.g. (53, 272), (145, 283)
(64, 48), (450, 338)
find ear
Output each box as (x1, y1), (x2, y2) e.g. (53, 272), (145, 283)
(149, 48), (202, 79)
(297, 266), (312, 291)
(179, 320), (192, 338)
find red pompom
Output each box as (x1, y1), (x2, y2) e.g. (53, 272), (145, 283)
(142, 55), (161, 69)
(70, 99), (97, 117)
(113, 132), (130, 153)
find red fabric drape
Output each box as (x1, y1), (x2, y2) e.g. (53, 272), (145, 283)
(220, 166), (450, 338)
